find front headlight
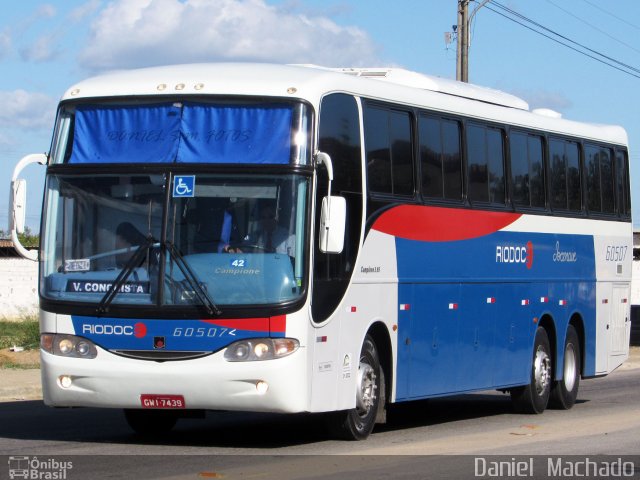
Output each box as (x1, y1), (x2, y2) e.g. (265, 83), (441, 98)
(41, 334), (98, 359)
(224, 338), (299, 362)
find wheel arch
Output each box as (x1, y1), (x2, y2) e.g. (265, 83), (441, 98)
(538, 314), (557, 377)
(568, 313), (586, 377)
(366, 321), (393, 415)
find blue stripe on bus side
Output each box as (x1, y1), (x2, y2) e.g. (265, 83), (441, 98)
(393, 231), (597, 401)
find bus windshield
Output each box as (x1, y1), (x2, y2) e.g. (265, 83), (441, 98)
(41, 172), (309, 310)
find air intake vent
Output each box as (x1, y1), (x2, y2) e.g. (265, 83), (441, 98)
(111, 350), (212, 361)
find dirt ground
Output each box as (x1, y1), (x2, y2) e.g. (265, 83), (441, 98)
(0, 347), (40, 368)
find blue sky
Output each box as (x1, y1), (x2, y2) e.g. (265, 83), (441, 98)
(1, 0), (640, 230)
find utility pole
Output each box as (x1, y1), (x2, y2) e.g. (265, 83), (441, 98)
(456, 0), (489, 83)
(456, 0), (469, 82)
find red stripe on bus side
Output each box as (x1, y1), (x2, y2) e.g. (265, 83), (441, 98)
(200, 315), (287, 334)
(372, 205), (522, 242)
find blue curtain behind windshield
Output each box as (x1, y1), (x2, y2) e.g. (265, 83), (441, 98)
(69, 103), (293, 164)
(71, 104), (181, 163)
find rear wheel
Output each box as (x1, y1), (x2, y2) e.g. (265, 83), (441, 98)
(511, 327), (552, 414)
(124, 409), (178, 436)
(329, 335), (383, 440)
(549, 325), (581, 409)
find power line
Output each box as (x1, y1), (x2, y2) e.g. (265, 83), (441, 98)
(579, 0), (640, 32)
(485, 1), (640, 80)
(544, 0), (640, 56)
(489, 0), (640, 75)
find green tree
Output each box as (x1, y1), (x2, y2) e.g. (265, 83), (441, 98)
(0, 227), (39, 248)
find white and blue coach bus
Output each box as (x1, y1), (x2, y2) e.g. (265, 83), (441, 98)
(10, 64), (632, 440)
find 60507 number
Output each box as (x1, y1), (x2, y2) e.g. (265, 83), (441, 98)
(172, 327), (237, 338)
(605, 245), (627, 262)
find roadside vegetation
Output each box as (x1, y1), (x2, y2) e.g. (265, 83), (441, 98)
(0, 226), (40, 248)
(0, 316), (40, 369)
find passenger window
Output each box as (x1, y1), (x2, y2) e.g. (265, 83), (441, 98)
(420, 115), (462, 201)
(585, 144), (615, 215)
(616, 149), (631, 218)
(365, 105), (414, 196)
(510, 132), (544, 209)
(566, 142), (581, 211)
(467, 124), (505, 205)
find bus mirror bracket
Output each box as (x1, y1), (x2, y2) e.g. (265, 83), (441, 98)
(319, 195), (346, 254)
(10, 153), (47, 261)
(316, 151), (334, 197)
(316, 151), (345, 253)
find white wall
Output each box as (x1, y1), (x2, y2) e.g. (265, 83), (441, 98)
(632, 260), (640, 306)
(0, 258), (38, 320)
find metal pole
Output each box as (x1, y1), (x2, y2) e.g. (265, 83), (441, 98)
(460, 0), (469, 82)
(456, 1), (464, 81)
(459, 0), (490, 83)
(456, 0), (469, 82)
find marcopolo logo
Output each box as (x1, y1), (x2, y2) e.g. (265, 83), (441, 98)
(82, 322), (147, 338)
(495, 241), (534, 269)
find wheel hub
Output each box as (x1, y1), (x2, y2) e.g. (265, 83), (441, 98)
(534, 345), (551, 395)
(356, 361), (377, 415)
(564, 343), (577, 391)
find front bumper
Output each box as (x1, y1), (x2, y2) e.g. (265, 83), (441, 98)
(40, 346), (309, 413)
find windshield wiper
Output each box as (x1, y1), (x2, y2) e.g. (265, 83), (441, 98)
(164, 241), (222, 316)
(97, 235), (156, 315)
(96, 237), (222, 316)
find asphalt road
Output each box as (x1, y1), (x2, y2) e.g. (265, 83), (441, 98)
(1, 365), (639, 479)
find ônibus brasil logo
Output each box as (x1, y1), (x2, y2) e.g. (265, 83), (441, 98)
(495, 241), (534, 269)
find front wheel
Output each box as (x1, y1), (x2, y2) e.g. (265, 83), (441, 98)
(329, 335), (383, 440)
(549, 325), (581, 409)
(511, 326), (552, 414)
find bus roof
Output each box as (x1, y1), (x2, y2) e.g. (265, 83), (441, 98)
(61, 63), (628, 146)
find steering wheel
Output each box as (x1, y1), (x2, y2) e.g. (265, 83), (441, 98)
(225, 243), (269, 254)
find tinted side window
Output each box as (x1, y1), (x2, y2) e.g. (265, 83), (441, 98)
(390, 111), (414, 196)
(314, 93), (363, 322)
(585, 145), (602, 212)
(600, 148), (615, 214)
(467, 125), (488, 202)
(549, 139), (567, 210)
(510, 132), (544, 209)
(365, 107), (391, 194)
(420, 115), (462, 200)
(549, 138), (581, 212)
(566, 142), (581, 211)
(467, 124), (505, 205)
(616, 149), (631, 218)
(421, 116), (442, 197)
(364, 105), (414, 196)
(442, 120), (463, 199)
(585, 144), (615, 215)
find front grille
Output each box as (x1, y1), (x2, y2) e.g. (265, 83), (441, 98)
(110, 350), (212, 361)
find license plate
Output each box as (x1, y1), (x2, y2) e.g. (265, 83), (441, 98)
(140, 394), (186, 409)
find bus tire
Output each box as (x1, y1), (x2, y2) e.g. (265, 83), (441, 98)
(329, 335), (382, 440)
(549, 325), (581, 410)
(124, 409), (178, 436)
(510, 326), (552, 414)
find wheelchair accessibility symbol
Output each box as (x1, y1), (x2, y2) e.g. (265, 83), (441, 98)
(173, 175), (195, 198)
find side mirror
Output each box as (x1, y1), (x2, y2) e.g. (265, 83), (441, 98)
(10, 153), (47, 261)
(319, 196), (346, 254)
